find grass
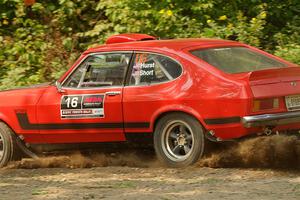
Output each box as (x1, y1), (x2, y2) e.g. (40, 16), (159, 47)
(292, 184), (300, 194)
(31, 189), (48, 195)
(113, 180), (137, 189)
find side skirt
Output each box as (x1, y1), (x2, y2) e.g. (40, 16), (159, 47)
(29, 133), (154, 153)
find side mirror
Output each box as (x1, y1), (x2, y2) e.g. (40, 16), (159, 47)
(55, 81), (65, 93)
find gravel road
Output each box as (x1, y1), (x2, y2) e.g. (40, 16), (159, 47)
(1, 166), (300, 200)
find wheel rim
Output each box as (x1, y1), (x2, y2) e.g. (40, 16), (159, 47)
(161, 120), (194, 162)
(0, 131), (4, 161)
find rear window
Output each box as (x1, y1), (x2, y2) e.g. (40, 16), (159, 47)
(191, 47), (287, 74)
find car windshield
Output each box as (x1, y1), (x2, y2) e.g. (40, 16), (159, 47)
(191, 47), (287, 74)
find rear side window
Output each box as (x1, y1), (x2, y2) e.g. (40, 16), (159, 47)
(129, 53), (182, 86)
(191, 47), (287, 74)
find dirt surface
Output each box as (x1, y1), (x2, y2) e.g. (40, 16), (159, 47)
(1, 166), (300, 200)
(1, 135), (300, 200)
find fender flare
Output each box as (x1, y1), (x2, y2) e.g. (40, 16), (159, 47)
(0, 112), (16, 133)
(149, 104), (207, 131)
(0, 112), (38, 158)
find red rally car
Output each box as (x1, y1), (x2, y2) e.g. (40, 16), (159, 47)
(0, 33), (300, 167)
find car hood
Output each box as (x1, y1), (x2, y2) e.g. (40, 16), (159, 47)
(0, 82), (51, 93)
(0, 82), (52, 110)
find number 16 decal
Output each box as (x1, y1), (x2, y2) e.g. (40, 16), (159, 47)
(61, 96), (82, 109)
(60, 94), (105, 119)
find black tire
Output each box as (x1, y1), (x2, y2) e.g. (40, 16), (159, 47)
(154, 113), (205, 167)
(0, 122), (20, 167)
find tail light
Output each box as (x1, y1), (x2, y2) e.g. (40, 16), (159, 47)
(252, 98), (279, 112)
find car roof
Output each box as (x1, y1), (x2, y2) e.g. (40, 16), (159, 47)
(85, 38), (241, 54)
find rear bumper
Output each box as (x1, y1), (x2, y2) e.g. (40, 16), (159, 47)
(242, 111), (300, 128)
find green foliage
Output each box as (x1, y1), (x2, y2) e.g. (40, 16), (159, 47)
(275, 44), (300, 65)
(0, 0), (299, 89)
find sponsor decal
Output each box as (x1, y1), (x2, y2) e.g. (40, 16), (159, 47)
(61, 94), (105, 119)
(132, 54), (155, 77)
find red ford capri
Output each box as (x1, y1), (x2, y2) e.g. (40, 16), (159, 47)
(0, 33), (299, 167)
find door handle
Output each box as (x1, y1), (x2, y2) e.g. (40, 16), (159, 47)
(105, 91), (121, 96)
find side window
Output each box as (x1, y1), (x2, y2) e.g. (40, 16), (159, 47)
(129, 53), (182, 86)
(63, 53), (131, 88)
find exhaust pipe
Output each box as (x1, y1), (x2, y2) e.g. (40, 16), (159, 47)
(263, 127), (273, 136)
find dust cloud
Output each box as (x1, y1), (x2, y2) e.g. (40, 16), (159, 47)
(199, 135), (300, 169)
(6, 135), (300, 169)
(6, 150), (159, 169)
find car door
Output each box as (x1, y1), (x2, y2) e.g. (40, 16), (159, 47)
(123, 52), (183, 136)
(36, 52), (132, 144)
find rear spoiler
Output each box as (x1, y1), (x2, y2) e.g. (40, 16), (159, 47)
(106, 33), (156, 44)
(248, 67), (300, 86)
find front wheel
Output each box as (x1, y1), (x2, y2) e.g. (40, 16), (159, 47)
(0, 122), (19, 167)
(154, 113), (205, 167)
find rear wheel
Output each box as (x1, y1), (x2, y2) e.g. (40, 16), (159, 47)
(154, 113), (205, 167)
(0, 122), (19, 167)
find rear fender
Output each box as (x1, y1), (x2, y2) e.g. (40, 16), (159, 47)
(150, 104), (206, 131)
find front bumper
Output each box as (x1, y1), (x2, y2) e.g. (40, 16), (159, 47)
(242, 111), (300, 128)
